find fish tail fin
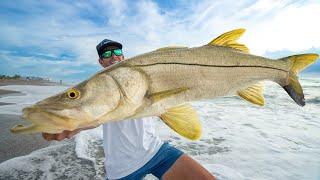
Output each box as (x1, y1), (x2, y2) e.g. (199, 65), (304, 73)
(280, 54), (318, 106)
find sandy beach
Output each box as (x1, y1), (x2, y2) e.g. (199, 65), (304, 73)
(0, 89), (21, 96)
(0, 81), (56, 163)
(0, 114), (51, 163)
(0, 79), (61, 87)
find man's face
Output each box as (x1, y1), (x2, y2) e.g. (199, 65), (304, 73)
(98, 45), (124, 68)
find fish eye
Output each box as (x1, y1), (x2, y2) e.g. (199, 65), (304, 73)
(67, 88), (80, 99)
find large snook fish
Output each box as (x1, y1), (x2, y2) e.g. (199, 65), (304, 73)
(11, 29), (318, 140)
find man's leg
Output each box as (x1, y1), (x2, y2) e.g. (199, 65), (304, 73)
(162, 154), (216, 180)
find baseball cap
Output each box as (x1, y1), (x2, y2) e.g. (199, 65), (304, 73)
(96, 39), (122, 57)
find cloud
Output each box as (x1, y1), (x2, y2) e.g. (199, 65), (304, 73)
(1, 0), (319, 82)
(98, 0), (320, 56)
(242, 1), (320, 54)
(0, 50), (99, 82)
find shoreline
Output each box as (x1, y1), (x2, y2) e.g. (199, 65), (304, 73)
(0, 79), (63, 87)
(0, 102), (15, 106)
(0, 89), (23, 97)
(0, 113), (51, 163)
(0, 80), (66, 98)
(0, 83), (57, 163)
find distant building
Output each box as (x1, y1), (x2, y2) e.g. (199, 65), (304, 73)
(25, 76), (44, 80)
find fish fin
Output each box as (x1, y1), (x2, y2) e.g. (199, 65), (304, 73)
(148, 87), (189, 103)
(237, 83), (265, 106)
(226, 43), (249, 53)
(155, 46), (188, 51)
(280, 54), (319, 106)
(160, 103), (201, 140)
(207, 28), (249, 53)
(10, 124), (40, 134)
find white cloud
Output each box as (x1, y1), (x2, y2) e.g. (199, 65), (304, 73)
(1, 0), (319, 81)
(100, 0), (128, 26)
(100, 0), (320, 56)
(242, 2), (320, 54)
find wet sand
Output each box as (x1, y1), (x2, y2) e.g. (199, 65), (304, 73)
(0, 89), (21, 95)
(0, 82), (56, 163)
(0, 114), (51, 163)
(0, 102), (14, 106)
(0, 79), (61, 86)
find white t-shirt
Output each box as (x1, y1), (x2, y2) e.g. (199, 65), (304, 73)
(103, 117), (163, 179)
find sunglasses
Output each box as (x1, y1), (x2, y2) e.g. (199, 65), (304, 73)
(101, 49), (123, 58)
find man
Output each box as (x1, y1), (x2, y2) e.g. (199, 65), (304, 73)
(43, 39), (215, 180)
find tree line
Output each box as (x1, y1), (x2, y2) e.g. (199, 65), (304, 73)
(0, 74), (21, 79)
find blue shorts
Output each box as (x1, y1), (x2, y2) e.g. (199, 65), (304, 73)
(115, 142), (184, 180)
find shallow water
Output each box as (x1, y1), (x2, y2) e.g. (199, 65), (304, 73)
(0, 79), (319, 180)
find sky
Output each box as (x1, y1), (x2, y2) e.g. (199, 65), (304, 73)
(0, 0), (319, 83)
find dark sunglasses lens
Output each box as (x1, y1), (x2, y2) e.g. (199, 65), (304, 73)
(114, 49), (122, 56)
(102, 51), (112, 58)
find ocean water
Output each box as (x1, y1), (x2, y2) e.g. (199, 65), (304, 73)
(0, 78), (319, 180)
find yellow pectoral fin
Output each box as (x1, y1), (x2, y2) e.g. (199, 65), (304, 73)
(160, 103), (202, 140)
(237, 83), (265, 106)
(207, 28), (249, 53)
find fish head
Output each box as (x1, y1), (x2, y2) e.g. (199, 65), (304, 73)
(12, 73), (121, 134)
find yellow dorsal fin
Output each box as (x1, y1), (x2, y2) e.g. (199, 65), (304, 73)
(155, 46), (188, 51)
(227, 43), (249, 53)
(160, 104), (202, 140)
(237, 83), (265, 106)
(149, 87), (189, 103)
(207, 28), (249, 53)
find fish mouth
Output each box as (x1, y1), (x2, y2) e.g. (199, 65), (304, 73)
(10, 105), (80, 134)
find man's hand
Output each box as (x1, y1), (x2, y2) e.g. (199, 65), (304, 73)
(42, 126), (98, 141)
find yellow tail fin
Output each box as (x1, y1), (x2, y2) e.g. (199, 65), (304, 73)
(281, 54), (318, 106)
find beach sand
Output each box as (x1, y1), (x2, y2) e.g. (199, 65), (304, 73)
(0, 89), (21, 96)
(0, 79), (61, 87)
(0, 114), (51, 163)
(0, 82), (55, 163)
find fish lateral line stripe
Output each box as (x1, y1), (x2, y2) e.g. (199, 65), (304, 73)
(133, 62), (287, 72)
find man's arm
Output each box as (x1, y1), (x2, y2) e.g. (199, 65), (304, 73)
(42, 125), (99, 141)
